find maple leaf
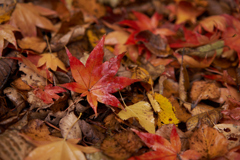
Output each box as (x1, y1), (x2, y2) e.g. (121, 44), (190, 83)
(195, 15), (227, 33)
(61, 35), (139, 114)
(37, 53), (68, 72)
(117, 101), (155, 133)
(130, 125), (201, 160)
(10, 3), (56, 37)
(0, 24), (18, 56)
(175, 1), (204, 24)
(33, 84), (66, 104)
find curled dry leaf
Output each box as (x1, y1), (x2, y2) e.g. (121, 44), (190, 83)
(190, 81), (221, 109)
(186, 108), (222, 131)
(214, 123), (240, 149)
(183, 102), (214, 116)
(3, 87), (27, 114)
(0, 24), (18, 56)
(11, 78), (31, 90)
(189, 124), (228, 159)
(179, 61), (189, 106)
(117, 101), (155, 133)
(196, 15), (227, 32)
(59, 112), (82, 140)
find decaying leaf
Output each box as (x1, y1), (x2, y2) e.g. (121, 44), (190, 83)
(214, 123), (240, 149)
(189, 124), (228, 159)
(186, 108), (222, 131)
(101, 130), (142, 160)
(59, 112), (82, 140)
(131, 66), (153, 87)
(190, 81), (221, 109)
(183, 102), (214, 116)
(154, 93), (179, 127)
(118, 101), (155, 133)
(11, 78), (31, 90)
(19, 61), (46, 87)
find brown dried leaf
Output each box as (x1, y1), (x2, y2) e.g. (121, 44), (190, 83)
(78, 120), (105, 144)
(190, 81), (220, 109)
(179, 63), (189, 106)
(183, 102), (214, 116)
(17, 37), (46, 53)
(189, 124), (228, 159)
(186, 108), (222, 131)
(101, 130), (142, 159)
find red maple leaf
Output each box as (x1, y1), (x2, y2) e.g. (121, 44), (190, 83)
(33, 84), (66, 104)
(60, 35), (139, 114)
(130, 125), (201, 160)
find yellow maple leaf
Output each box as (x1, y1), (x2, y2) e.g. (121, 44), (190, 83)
(154, 93), (179, 127)
(118, 101), (155, 133)
(37, 53), (67, 72)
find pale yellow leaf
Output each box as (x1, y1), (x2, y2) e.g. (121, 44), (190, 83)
(147, 92), (161, 112)
(37, 53), (67, 72)
(117, 101), (155, 133)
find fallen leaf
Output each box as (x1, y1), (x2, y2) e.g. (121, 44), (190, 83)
(147, 92), (161, 112)
(101, 130), (142, 159)
(183, 102), (214, 116)
(33, 84), (66, 104)
(190, 81), (221, 109)
(0, 24), (18, 56)
(72, 0), (106, 18)
(131, 66), (153, 87)
(61, 36), (139, 114)
(25, 137), (99, 160)
(37, 53), (67, 72)
(118, 101), (155, 133)
(222, 107), (240, 120)
(175, 1), (204, 24)
(78, 120), (105, 144)
(17, 37), (46, 53)
(154, 93), (179, 127)
(186, 108), (222, 131)
(59, 112), (82, 140)
(189, 124), (228, 159)
(196, 15), (227, 32)
(214, 123), (240, 149)
(11, 78), (31, 90)
(174, 51), (216, 68)
(10, 3), (56, 37)
(130, 125), (201, 160)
